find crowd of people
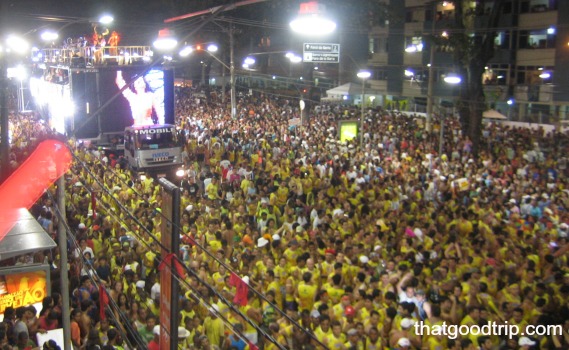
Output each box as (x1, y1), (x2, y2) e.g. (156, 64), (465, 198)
(1, 86), (569, 350)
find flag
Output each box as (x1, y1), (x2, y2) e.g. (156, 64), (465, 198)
(158, 253), (186, 278)
(229, 272), (249, 306)
(99, 285), (109, 320)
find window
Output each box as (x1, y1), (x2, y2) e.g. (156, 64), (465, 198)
(369, 38), (376, 54)
(405, 7), (424, 23)
(519, 29), (555, 49)
(369, 37), (387, 54)
(494, 31), (511, 49)
(520, 0), (557, 13)
(483, 65), (508, 85)
(373, 69), (388, 80)
(515, 66), (553, 84)
(405, 36), (423, 52)
(435, 1), (455, 21)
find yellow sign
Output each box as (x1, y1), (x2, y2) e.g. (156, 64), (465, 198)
(453, 178), (470, 192)
(340, 121), (358, 142)
(0, 271), (47, 314)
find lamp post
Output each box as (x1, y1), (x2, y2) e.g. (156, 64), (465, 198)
(180, 38), (237, 118)
(357, 70), (371, 147)
(440, 74), (461, 155)
(229, 25), (236, 119)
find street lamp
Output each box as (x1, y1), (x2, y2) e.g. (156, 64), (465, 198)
(443, 74), (461, 84)
(290, 1), (336, 36)
(507, 98), (514, 119)
(99, 14), (114, 25)
(439, 74), (462, 155)
(4, 35), (29, 54)
(357, 70), (371, 147)
(153, 28), (178, 51)
(289, 55), (302, 63)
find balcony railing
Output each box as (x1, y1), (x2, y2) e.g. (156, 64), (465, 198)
(40, 45), (153, 68)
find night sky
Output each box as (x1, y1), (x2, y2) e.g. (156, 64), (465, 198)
(0, 0), (168, 44)
(0, 0), (369, 75)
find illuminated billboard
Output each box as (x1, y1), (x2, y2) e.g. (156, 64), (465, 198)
(31, 66), (175, 139)
(99, 67), (175, 132)
(339, 120), (359, 142)
(0, 270), (48, 314)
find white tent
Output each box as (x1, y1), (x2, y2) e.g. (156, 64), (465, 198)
(483, 109), (507, 120)
(326, 83), (363, 97)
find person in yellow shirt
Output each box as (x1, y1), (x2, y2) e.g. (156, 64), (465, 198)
(282, 239), (300, 268)
(325, 320), (346, 349)
(302, 258), (321, 286)
(206, 177), (220, 200)
(264, 322), (286, 350)
(460, 306), (481, 347)
(365, 326), (382, 350)
(327, 275), (345, 305)
(314, 314), (332, 344)
(297, 272), (317, 312)
(211, 265), (228, 291)
(203, 305), (225, 348)
(274, 257), (289, 286)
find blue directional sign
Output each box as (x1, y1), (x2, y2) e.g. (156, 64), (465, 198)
(303, 43), (340, 63)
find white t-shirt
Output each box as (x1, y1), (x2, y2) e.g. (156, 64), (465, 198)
(151, 282), (161, 300)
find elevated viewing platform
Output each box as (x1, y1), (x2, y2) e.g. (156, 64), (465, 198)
(39, 45), (153, 68)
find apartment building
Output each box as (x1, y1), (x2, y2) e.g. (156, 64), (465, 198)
(366, 0), (569, 123)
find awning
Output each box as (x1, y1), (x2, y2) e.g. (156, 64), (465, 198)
(0, 209), (57, 261)
(325, 83), (382, 97)
(483, 109), (507, 120)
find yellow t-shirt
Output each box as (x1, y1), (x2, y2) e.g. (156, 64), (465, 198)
(297, 282), (317, 311)
(203, 317), (225, 347)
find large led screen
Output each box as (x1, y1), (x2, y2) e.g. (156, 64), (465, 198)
(98, 67), (174, 133)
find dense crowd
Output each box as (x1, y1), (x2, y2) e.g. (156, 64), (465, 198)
(1, 87), (569, 350)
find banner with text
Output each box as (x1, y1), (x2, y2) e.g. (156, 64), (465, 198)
(0, 270), (47, 314)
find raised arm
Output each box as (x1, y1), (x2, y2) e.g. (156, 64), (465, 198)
(397, 271), (413, 295)
(115, 70), (126, 89)
(115, 71), (133, 100)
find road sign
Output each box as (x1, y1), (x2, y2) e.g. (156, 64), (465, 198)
(303, 43), (340, 63)
(289, 118), (302, 127)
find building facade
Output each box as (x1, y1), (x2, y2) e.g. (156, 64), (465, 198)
(366, 0), (569, 123)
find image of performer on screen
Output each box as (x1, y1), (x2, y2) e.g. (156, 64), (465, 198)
(115, 71), (164, 126)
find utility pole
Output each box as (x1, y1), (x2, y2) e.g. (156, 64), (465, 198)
(56, 175), (71, 350)
(230, 25), (236, 119)
(221, 50), (226, 105)
(426, 44), (435, 133)
(425, 2), (436, 134)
